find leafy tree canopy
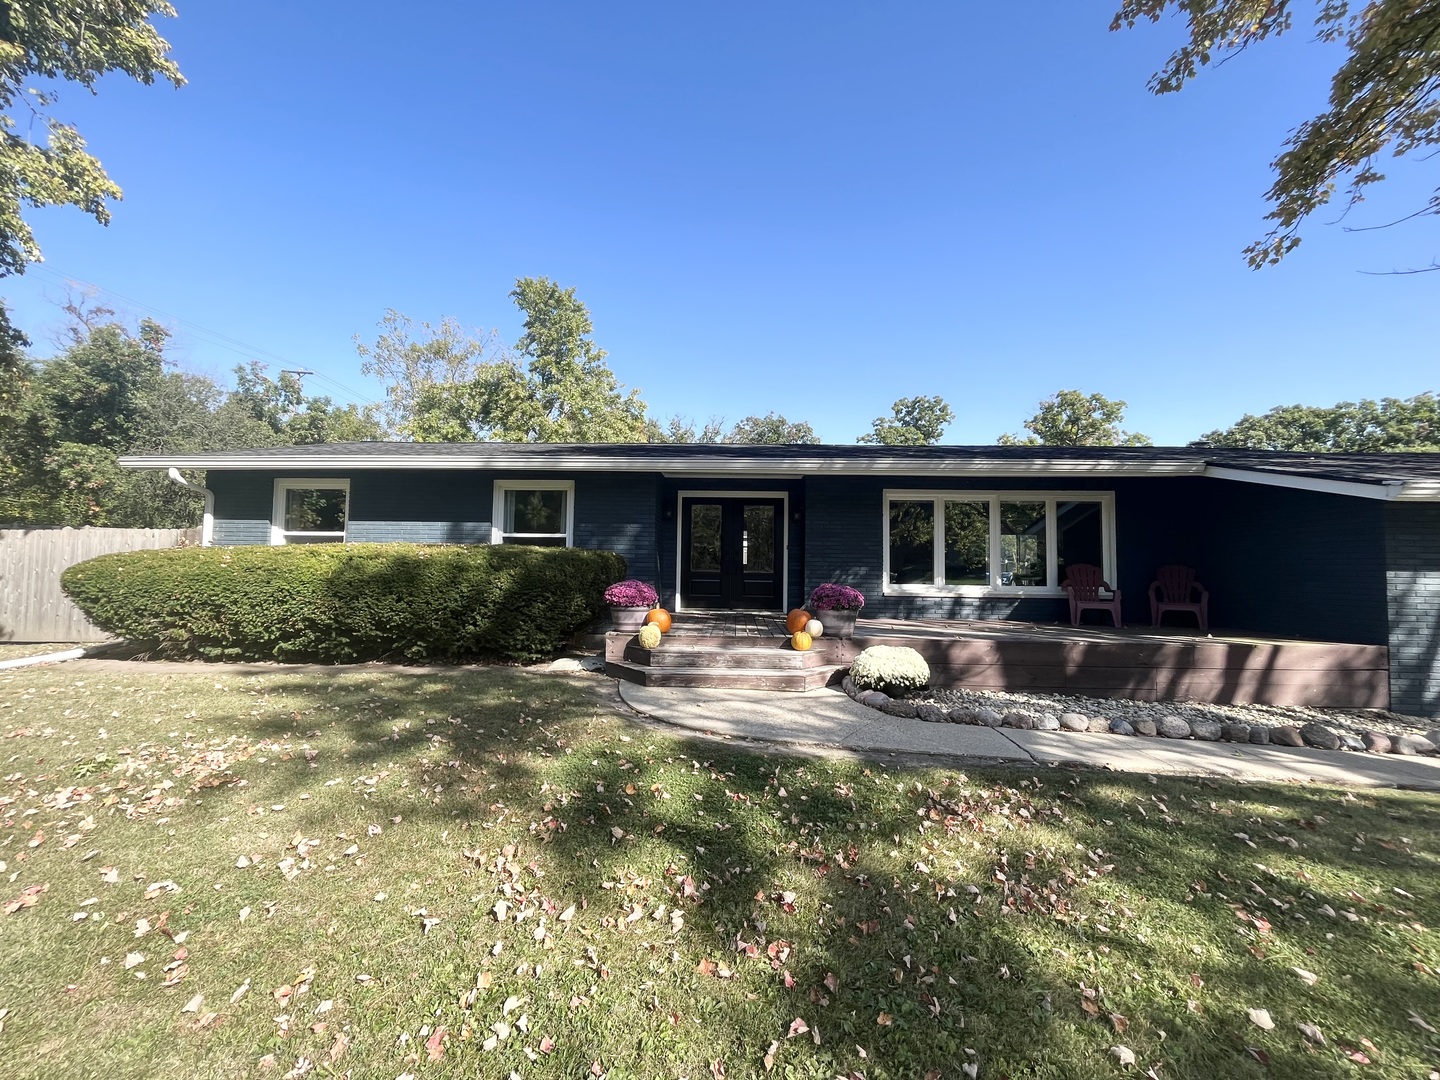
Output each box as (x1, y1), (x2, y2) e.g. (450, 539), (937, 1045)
(1196, 393), (1440, 451)
(0, 2), (184, 275)
(1114, 0), (1440, 268)
(999, 389), (1152, 447)
(395, 278), (649, 443)
(646, 414), (726, 443)
(858, 395), (954, 445)
(0, 301), (379, 528)
(722, 412), (820, 445)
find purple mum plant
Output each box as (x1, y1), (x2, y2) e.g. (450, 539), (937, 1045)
(808, 584), (865, 611)
(604, 579), (659, 608)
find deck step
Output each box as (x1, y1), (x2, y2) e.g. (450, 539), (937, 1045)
(625, 643), (837, 670)
(606, 659), (845, 691)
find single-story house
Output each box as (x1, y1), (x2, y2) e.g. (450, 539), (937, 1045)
(119, 442), (1440, 716)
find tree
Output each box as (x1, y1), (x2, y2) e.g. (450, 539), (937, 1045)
(723, 412), (820, 445)
(999, 390), (1152, 447)
(646, 414), (726, 443)
(1113, 0), (1440, 268)
(223, 361), (382, 445)
(403, 278), (650, 442)
(354, 309), (504, 437)
(0, 2), (185, 275)
(1195, 393), (1440, 451)
(858, 395), (954, 445)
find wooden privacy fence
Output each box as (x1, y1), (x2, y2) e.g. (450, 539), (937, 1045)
(0, 527), (200, 643)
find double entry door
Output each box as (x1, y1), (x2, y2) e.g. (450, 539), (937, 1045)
(679, 496), (784, 610)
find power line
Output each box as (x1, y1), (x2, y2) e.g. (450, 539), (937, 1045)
(27, 264), (385, 407)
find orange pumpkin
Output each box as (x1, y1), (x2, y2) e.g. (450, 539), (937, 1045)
(791, 630), (814, 652)
(786, 608), (812, 634)
(645, 607), (672, 633)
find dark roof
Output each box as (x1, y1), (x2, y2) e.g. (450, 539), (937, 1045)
(117, 442), (1440, 499)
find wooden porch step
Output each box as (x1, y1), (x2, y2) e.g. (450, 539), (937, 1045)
(606, 659), (846, 691)
(625, 643), (837, 670)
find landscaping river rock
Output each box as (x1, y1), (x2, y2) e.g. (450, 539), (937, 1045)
(841, 682), (1440, 757)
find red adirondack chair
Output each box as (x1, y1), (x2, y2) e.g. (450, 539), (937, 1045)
(1149, 564), (1209, 632)
(1061, 563), (1123, 627)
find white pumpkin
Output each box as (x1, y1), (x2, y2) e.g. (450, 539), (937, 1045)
(804, 618), (824, 638)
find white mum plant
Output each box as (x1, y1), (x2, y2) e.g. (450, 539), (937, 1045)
(849, 645), (930, 696)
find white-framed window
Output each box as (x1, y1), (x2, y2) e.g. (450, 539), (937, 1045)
(271, 479), (350, 545)
(492, 480), (574, 547)
(882, 489), (1115, 597)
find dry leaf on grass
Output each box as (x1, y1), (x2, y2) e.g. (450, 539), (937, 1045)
(1247, 1008), (1275, 1030)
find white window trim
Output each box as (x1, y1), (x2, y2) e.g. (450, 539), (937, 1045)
(673, 490), (790, 613)
(271, 478), (350, 546)
(881, 489), (1116, 598)
(492, 479), (575, 546)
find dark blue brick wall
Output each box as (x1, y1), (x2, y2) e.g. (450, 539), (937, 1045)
(1385, 502), (1440, 717)
(208, 471), (273, 545)
(575, 472), (659, 585)
(207, 469), (658, 581)
(803, 474), (1390, 645)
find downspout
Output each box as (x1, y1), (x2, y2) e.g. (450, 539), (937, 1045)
(167, 468), (214, 546)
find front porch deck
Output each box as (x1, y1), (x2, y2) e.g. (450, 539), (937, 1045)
(607, 613), (1390, 708)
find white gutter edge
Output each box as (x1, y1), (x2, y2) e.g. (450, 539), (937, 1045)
(167, 467), (214, 545)
(1203, 465), (1404, 501)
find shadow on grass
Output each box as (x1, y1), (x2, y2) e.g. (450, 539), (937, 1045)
(132, 667), (1440, 1080)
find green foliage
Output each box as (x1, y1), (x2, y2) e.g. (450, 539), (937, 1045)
(60, 543), (627, 663)
(645, 414), (726, 443)
(722, 411), (819, 445)
(354, 309), (505, 438)
(1196, 392), (1440, 451)
(858, 395), (954, 445)
(1113, 0), (1440, 267)
(402, 278), (649, 443)
(0, 2), (184, 275)
(0, 304), (381, 528)
(1000, 389), (1152, 447)
(849, 644), (931, 696)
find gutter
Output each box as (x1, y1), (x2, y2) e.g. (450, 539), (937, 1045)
(167, 468), (214, 545)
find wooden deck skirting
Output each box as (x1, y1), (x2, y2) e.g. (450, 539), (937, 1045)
(605, 615), (1391, 708)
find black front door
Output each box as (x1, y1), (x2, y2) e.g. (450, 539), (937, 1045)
(680, 497), (784, 610)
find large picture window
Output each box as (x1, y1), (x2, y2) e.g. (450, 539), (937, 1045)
(271, 479), (349, 545)
(882, 490), (1114, 595)
(492, 480), (574, 546)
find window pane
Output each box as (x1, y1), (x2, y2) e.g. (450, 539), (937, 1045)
(505, 489), (566, 534)
(690, 504), (721, 571)
(888, 500), (935, 585)
(943, 501), (989, 585)
(1056, 500), (1104, 583)
(999, 501), (1046, 586)
(284, 488), (346, 533)
(742, 504), (775, 573)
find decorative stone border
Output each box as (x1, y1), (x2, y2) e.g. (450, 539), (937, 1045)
(839, 676), (1440, 757)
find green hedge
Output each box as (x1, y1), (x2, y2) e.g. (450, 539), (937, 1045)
(60, 543), (627, 663)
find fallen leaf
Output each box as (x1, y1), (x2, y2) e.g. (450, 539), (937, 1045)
(876, 1012), (893, 1027)
(1110, 1045), (1136, 1067)
(763, 1038), (781, 1071)
(425, 1026), (446, 1061)
(328, 1032), (349, 1062)
(1291, 967), (1319, 987)
(1297, 1022), (1326, 1046)
(181, 993), (203, 1014)
(787, 1017), (809, 1039)
(124, 952), (145, 970)
(1248, 1008), (1275, 1030)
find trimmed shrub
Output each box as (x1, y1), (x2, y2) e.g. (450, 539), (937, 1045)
(849, 645), (930, 696)
(60, 543), (627, 664)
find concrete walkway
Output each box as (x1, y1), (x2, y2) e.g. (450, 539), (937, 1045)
(617, 683), (1440, 790)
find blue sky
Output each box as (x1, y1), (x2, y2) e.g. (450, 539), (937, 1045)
(4, 1), (1436, 445)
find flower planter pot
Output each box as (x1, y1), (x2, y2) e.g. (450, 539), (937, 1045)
(817, 608), (859, 640)
(610, 606), (651, 632)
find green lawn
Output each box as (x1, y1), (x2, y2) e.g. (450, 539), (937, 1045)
(1, 664), (1436, 1080)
